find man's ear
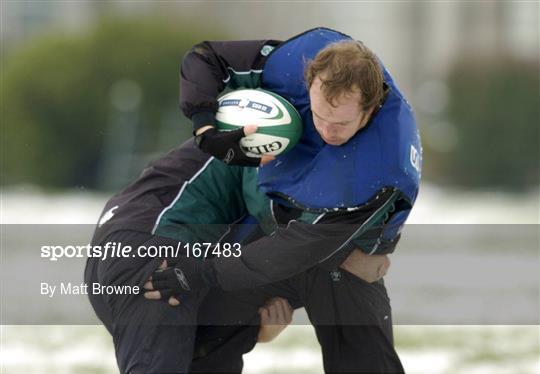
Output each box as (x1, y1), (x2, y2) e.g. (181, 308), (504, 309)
(366, 105), (377, 117)
(359, 106), (377, 129)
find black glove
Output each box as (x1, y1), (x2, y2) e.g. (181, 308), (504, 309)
(195, 127), (261, 166)
(150, 257), (217, 299)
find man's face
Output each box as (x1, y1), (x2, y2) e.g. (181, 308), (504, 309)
(309, 77), (374, 146)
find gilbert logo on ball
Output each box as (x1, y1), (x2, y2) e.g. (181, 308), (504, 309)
(215, 89), (303, 157)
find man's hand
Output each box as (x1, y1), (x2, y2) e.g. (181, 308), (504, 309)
(340, 249), (390, 283)
(257, 297), (293, 343)
(144, 260), (181, 306)
(195, 125), (275, 166)
(143, 258), (209, 306)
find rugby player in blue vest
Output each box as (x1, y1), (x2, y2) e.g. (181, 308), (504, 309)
(143, 27), (421, 373)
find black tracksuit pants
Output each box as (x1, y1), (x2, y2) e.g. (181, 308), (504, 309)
(190, 267), (404, 374)
(85, 230), (404, 373)
(84, 230), (205, 373)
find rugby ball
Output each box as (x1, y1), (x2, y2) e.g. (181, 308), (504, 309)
(215, 89), (302, 157)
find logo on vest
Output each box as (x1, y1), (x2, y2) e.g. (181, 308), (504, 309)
(260, 45), (275, 56)
(410, 145), (420, 173)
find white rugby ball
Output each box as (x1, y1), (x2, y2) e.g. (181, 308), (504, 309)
(215, 89), (302, 157)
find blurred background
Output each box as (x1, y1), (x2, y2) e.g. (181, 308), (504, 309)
(1, 1), (539, 373)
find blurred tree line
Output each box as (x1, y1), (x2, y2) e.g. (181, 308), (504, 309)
(2, 17), (222, 190)
(422, 58), (539, 191)
(1, 17), (538, 191)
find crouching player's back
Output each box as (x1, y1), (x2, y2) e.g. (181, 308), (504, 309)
(85, 140), (294, 373)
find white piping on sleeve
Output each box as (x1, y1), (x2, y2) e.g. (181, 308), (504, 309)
(312, 213), (326, 224)
(151, 157), (215, 235)
(222, 67), (263, 83)
(317, 197), (395, 264)
(270, 200), (277, 224)
(367, 238), (382, 255)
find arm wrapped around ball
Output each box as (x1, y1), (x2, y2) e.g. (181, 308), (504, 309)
(195, 126), (261, 166)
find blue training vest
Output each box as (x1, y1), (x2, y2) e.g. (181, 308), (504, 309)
(259, 28), (422, 219)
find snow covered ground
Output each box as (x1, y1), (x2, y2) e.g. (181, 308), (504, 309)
(1, 325), (538, 373)
(1, 183), (538, 225)
(1, 184), (539, 373)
